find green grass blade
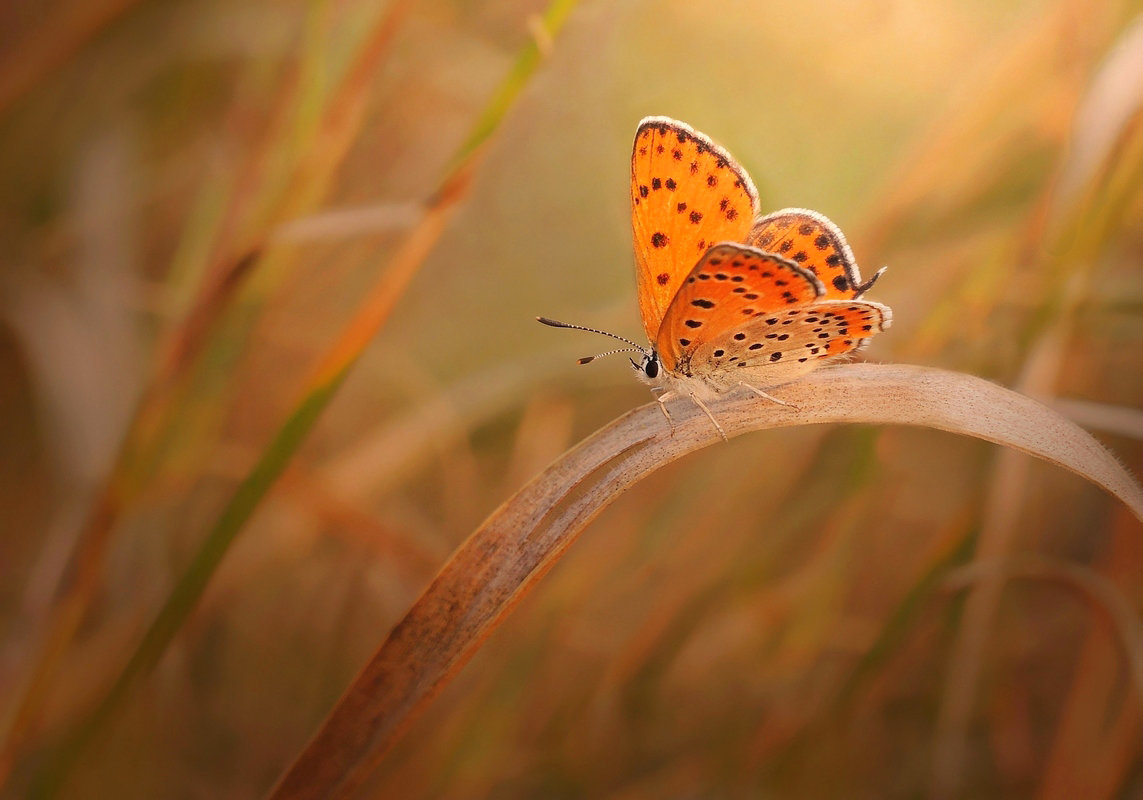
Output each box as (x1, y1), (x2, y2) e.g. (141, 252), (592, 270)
(32, 0), (581, 794)
(33, 377), (344, 798)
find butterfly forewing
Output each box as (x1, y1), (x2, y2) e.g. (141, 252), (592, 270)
(655, 243), (824, 373)
(745, 208), (881, 300)
(687, 299), (893, 388)
(631, 117), (759, 341)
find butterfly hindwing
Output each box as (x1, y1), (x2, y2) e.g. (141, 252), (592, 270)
(631, 117), (759, 342)
(685, 299), (893, 388)
(745, 208), (883, 300)
(655, 243), (824, 374)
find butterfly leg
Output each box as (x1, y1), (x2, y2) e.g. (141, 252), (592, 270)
(739, 382), (798, 410)
(654, 392), (676, 427)
(688, 392), (727, 441)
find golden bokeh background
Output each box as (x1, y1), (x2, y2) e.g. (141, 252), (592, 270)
(1, 0), (1141, 796)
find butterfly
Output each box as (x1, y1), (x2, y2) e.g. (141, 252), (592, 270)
(540, 116), (892, 438)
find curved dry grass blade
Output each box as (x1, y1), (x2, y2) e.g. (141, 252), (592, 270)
(1038, 511), (1143, 798)
(943, 556), (1143, 702)
(269, 363), (1143, 798)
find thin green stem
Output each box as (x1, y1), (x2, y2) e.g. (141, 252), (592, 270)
(31, 0), (581, 794)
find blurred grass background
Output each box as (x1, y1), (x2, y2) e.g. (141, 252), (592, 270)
(1, 0), (1142, 797)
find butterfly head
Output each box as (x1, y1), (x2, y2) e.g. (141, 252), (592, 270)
(631, 349), (665, 386)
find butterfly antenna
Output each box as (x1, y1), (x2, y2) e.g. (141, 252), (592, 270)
(575, 346), (643, 365)
(536, 317), (647, 350)
(536, 317), (651, 366)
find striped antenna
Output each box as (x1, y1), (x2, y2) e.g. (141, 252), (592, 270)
(536, 317), (650, 365)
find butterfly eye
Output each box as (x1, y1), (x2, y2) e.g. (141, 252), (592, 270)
(643, 354), (660, 379)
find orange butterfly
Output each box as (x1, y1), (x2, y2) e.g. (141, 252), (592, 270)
(541, 116), (891, 437)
